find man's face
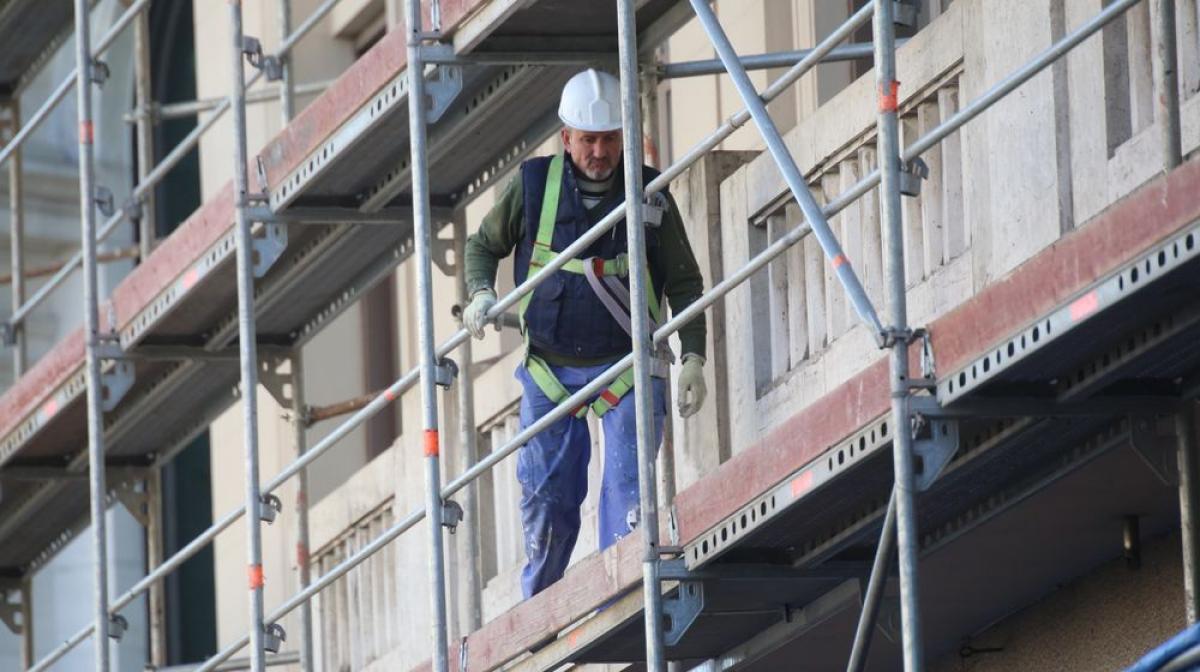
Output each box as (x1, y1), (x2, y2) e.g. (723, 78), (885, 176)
(561, 128), (623, 181)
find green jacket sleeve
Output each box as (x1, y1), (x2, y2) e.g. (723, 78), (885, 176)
(658, 193), (708, 360)
(464, 174), (525, 296)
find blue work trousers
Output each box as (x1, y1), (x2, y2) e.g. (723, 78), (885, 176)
(515, 362), (666, 599)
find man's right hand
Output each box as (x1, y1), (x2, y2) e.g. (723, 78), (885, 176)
(464, 288), (498, 339)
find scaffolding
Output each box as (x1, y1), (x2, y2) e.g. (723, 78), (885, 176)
(0, 0), (1194, 670)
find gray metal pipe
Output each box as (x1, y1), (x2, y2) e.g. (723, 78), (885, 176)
(1156, 0), (1182, 171)
(453, 211), (483, 632)
(406, 0), (451, 669)
(290, 354), (316, 672)
(134, 4), (157, 261)
(1178, 403), (1200, 624)
(228, 3), (268, 671)
(73, 0), (112, 668)
(873, 2), (923, 669)
(662, 42), (882, 79)
(687, 0), (884, 344)
(136, 80), (331, 122)
(617, 0), (666, 668)
(846, 491), (897, 672)
(8, 98), (25, 377)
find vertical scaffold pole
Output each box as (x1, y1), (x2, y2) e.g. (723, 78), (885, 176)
(133, 1), (156, 259)
(290, 353), (316, 671)
(1155, 0), (1182, 171)
(874, 2), (923, 669)
(8, 98), (26, 377)
(228, 3), (268, 670)
(74, 0), (112, 667)
(1178, 402), (1200, 624)
(19, 578), (33, 670)
(453, 210), (483, 632)
(404, 1), (451, 669)
(146, 469), (168, 668)
(277, 1), (313, 668)
(615, 1), (666, 669)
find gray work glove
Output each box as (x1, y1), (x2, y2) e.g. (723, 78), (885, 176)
(677, 354), (707, 418)
(463, 288), (497, 340)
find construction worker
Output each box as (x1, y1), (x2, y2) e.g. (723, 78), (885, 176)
(463, 69), (708, 598)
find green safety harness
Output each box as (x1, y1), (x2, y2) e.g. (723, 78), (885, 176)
(518, 154), (671, 418)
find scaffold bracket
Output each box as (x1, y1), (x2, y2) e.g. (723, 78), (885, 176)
(258, 357), (294, 407)
(1129, 414), (1179, 487)
(0, 587), (22, 635)
(663, 580), (704, 646)
(242, 36), (284, 81)
(114, 480), (150, 527)
(252, 222), (288, 278)
(426, 64), (464, 123)
(910, 396), (959, 491)
(432, 232), (456, 275)
(100, 360), (136, 412)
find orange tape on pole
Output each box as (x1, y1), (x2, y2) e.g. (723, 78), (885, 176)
(878, 80), (900, 113)
(248, 563), (264, 590)
(831, 253), (849, 270)
(296, 543), (310, 568)
(424, 429), (439, 457)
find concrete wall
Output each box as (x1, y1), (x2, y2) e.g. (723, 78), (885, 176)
(930, 532), (1187, 672)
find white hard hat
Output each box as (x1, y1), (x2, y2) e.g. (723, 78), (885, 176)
(558, 69), (623, 132)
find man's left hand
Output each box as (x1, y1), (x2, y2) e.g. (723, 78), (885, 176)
(677, 354), (707, 418)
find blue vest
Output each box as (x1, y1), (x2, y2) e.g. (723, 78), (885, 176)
(514, 154), (668, 360)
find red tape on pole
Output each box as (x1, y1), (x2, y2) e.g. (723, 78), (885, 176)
(424, 429), (439, 457)
(248, 563), (264, 590)
(878, 80), (900, 113)
(78, 121), (94, 145)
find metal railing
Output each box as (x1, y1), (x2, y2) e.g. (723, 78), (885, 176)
(22, 0), (1178, 670)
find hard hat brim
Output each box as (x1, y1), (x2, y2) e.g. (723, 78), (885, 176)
(559, 113), (623, 134)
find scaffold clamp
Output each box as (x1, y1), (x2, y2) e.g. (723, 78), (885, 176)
(259, 493), (283, 524)
(123, 195), (144, 224)
(263, 622), (287, 654)
(899, 157), (929, 197)
(0, 323), (15, 347)
(94, 185), (116, 217)
(88, 59), (110, 87)
(108, 614), (128, 641)
(441, 499), (464, 534)
(435, 357), (458, 388)
(242, 36), (284, 81)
